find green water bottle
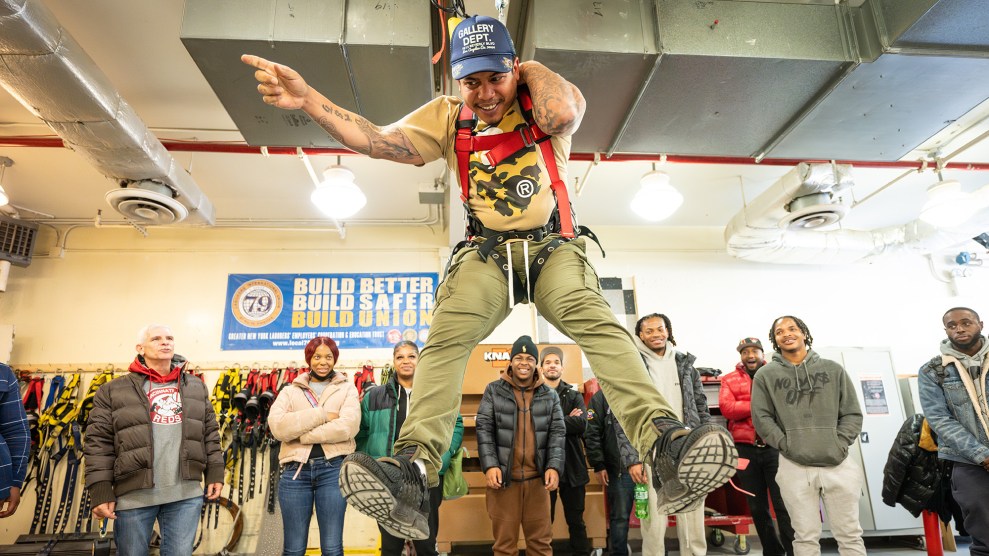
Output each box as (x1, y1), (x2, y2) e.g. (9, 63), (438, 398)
(634, 482), (649, 520)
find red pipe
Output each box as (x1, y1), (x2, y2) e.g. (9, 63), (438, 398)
(2, 135), (989, 171)
(0, 136), (356, 156)
(568, 152), (989, 171)
(922, 510), (944, 556)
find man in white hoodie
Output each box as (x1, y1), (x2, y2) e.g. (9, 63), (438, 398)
(919, 307), (989, 556)
(633, 313), (712, 556)
(751, 316), (864, 556)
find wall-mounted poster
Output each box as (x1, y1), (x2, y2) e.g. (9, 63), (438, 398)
(860, 377), (890, 415)
(222, 273), (438, 350)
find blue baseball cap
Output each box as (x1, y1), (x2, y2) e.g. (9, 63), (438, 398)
(450, 15), (516, 80)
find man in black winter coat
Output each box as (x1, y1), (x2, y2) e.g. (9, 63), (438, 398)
(586, 389), (645, 556)
(476, 336), (566, 556)
(541, 346), (592, 554)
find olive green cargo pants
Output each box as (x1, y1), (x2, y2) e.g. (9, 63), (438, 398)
(395, 235), (676, 486)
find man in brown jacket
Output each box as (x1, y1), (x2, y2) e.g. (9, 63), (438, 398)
(476, 336), (566, 556)
(84, 325), (223, 556)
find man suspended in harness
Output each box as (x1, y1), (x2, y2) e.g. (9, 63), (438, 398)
(242, 12), (737, 540)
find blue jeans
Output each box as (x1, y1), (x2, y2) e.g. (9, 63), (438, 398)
(115, 496), (203, 556)
(279, 456), (347, 556)
(606, 472), (635, 556)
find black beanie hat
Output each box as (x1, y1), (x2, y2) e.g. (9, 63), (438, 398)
(510, 335), (539, 361)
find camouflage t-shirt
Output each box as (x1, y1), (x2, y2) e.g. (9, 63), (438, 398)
(398, 96), (572, 232)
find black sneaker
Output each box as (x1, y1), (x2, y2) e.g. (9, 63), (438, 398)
(338, 450), (430, 540)
(649, 418), (737, 514)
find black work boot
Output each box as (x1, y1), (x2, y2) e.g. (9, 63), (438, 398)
(649, 417), (737, 514)
(338, 447), (430, 540)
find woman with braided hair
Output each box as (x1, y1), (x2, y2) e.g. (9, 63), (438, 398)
(268, 337), (360, 556)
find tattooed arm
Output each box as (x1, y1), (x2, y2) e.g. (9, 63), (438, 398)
(241, 54), (424, 165)
(517, 60), (586, 137)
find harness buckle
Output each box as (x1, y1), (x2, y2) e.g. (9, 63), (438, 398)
(519, 126), (535, 148)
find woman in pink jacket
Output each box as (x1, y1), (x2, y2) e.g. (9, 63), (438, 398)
(268, 337), (360, 556)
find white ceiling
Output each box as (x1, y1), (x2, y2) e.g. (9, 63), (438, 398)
(1, 1), (989, 237)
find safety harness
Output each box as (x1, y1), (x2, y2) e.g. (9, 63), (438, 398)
(353, 364), (376, 400)
(71, 369), (114, 533)
(452, 86), (603, 305)
(15, 364), (298, 551)
(30, 373), (81, 535)
(266, 367), (298, 513)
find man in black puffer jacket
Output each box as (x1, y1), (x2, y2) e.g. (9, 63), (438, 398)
(477, 336), (565, 556)
(586, 389), (643, 556)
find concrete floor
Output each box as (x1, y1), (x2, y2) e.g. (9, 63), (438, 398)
(443, 535), (971, 555)
(251, 498), (972, 555)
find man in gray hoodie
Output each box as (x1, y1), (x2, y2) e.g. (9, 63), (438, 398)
(919, 307), (989, 556)
(751, 316), (864, 556)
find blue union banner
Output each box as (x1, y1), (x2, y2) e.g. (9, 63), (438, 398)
(222, 272), (438, 350)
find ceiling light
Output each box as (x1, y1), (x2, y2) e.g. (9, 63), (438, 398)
(631, 168), (683, 222)
(919, 179), (976, 228)
(311, 165), (367, 219)
(0, 156), (12, 207)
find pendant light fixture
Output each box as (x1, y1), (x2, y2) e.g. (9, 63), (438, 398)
(309, 156), (367, 219)
(631, 162), (683, 222)
(919, 170), (977, 228)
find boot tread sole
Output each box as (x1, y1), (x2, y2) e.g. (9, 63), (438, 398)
(655, 425), (738, 515)
(339, 454), (429, 540)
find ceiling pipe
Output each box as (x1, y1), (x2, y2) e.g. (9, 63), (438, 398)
(4, 136), (989, 172)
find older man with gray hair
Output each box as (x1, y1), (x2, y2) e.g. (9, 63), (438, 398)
(85, 325), (223, 556)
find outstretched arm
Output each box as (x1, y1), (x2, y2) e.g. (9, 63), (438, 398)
(241, 54), (425, 165)
(517, 61), (585, 137)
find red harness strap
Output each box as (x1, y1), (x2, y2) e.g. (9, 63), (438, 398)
(23, 377), (44, 411)
(454, 87), (575, 238)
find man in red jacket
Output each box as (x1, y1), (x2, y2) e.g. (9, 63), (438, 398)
(719, 337), (794, 556)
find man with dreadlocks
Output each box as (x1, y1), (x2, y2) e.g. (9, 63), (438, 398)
(242, 12), (736, 541)
(751, 316), (865, 556)
(632, 313), (711, 555)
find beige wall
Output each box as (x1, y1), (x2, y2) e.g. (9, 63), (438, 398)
(1, 226), (450, 367)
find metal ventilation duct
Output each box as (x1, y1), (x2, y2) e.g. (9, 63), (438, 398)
(519, 0), (989, 161)
(0, 0), (215, 225)
(724, 163), (989, 264)
(180, 0), (433, 148)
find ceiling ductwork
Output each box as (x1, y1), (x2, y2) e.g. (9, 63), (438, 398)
(784, 192), (849, 231)
(519, 0), (989, 160)
(0, 0), (214, 225)
(724, 162), (989, 264)
(180, 0), (433, 148)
